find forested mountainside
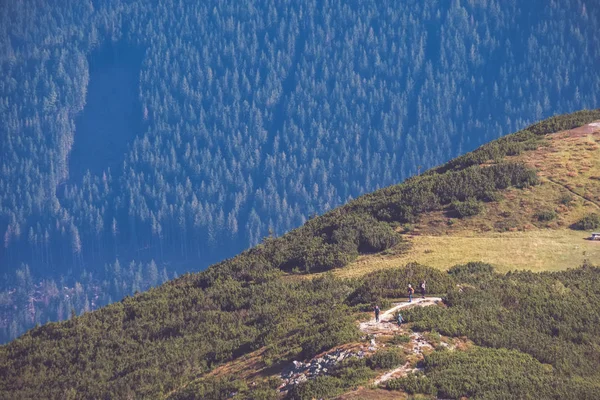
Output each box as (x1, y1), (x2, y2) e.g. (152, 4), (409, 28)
(1, 111), (600, 399)
(2, 0), (600, 343)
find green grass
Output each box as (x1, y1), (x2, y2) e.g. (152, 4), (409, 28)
(338, 229), (600, 278)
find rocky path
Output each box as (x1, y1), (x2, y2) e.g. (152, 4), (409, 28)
(358, 297), (442, 385)
(359, 297), (442, 335)
(278, 297), (444, 393)
(374, 364), (412, 385)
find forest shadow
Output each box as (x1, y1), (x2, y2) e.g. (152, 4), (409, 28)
(69, 42), (144, 182)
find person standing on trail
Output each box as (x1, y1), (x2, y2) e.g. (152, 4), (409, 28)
(420, 280), (426, 299)
(374, 305), (380, 322)
(408, 284), (414, 302)
(397, 313), (404, 326)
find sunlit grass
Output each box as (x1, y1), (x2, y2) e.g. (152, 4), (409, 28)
(336, 229), (600, 278)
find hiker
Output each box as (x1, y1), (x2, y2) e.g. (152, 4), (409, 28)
(374, 305), (380, 322)
(397, 313), (404, 326)
(408, 284), (414, 302)
(420, 280), (426, 299)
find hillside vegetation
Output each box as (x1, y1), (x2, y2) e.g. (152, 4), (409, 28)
(388, 264), (600, 399)
(1, 110), (600, 399)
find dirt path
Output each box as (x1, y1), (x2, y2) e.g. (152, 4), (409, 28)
(357, 297), (442, 385)
(359, 297), (442, 335)
(373, 363), (414, 385)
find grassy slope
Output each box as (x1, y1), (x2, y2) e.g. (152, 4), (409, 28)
(343, 230), (600, 277)
(337, 120), (600, 278)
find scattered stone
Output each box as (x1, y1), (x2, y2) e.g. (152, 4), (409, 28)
(279, 348), (360, 392)
(279, 298), (443, 393)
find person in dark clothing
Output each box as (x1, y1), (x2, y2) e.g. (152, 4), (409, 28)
(408, 284), (414, 302)
(374, 305), (380, 322)
(420, 280), (426, 299)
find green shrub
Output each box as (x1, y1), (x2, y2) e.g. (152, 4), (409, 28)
(452, 198), (484, 218)
(535, 209), (557, 222)
(355, 162), (538, 225)
(430, 132), (539, 174)
(558, 193), (573, 205)
(424, 330), (441, 346)
(333, 359), (377, 387)
(483, 190), (503, 202)
(286, 376), (342, 400)
(168, 376), (278, 400)
(300, 307), (360, 359)
(447, 262), (496, 284)
(367, 348), (406, 370)
(574, 213), (600, 230)
(266, 213), (401, 273)
(389, 334), (411, 345)
(419, 347), (556, 399)
(387, 373), (437, 395)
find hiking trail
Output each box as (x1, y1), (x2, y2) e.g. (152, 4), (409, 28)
(358, 297), (445, 385)
(359, 297), (442, 335)
(546, 177), (600, 210)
